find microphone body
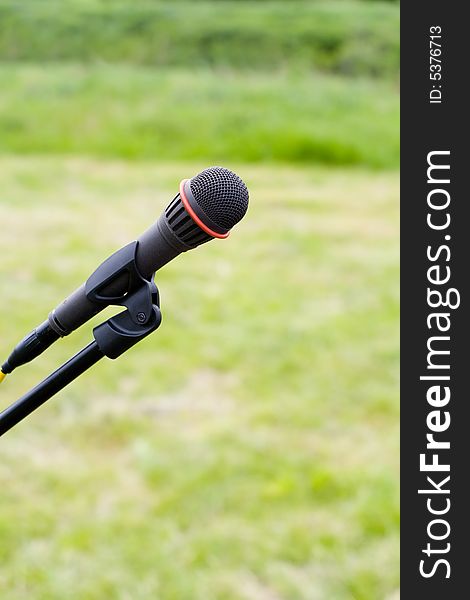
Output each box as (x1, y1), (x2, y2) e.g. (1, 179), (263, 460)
(1, 169), (249, 375)
(49, 204), (190, 336)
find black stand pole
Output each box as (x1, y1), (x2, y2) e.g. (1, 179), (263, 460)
(0, 342), (103, 437)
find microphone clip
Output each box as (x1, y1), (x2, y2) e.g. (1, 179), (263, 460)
(85, 241), (162, 359)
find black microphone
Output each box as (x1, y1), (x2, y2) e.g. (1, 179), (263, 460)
(1, 167), (249, 376)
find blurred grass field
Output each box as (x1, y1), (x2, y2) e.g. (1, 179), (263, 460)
(0, 65), (399, 167)
(0, 159), (398, 599)
(0, 1), (399, 599)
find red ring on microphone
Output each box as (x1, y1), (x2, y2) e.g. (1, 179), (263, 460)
(179, 180), (230, 239)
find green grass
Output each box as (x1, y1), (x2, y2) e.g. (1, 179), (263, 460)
(0, 157), (399, 599)
(0, 1), (399, 77)
(0, 64), (399, 168)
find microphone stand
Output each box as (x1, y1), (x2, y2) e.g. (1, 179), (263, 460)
(0, 243), (162, 437)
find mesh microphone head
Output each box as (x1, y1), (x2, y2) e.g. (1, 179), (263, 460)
(138, 166), (249, 276)
(189, 166), (249, 231)
(162, 166), (249, 249)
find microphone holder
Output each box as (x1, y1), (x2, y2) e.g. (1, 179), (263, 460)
(0, 242), (162, 437)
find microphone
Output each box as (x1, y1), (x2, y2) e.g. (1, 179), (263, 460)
(1, 166), (249, 378)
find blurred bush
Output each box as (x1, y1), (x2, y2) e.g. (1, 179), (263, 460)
(0, 1), (399, 168)
(0, 1), (399, 78)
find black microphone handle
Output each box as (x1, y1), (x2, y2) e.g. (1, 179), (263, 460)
(48, 213), (189, 336)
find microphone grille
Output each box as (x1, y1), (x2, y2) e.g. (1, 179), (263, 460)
(189, 166), (249, 231)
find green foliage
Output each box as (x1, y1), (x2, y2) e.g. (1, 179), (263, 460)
(0, 158), (399, 599)
(0, 1), (399, 78)
(0, 0), (399, 167)
(0, 64), (399, 167)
